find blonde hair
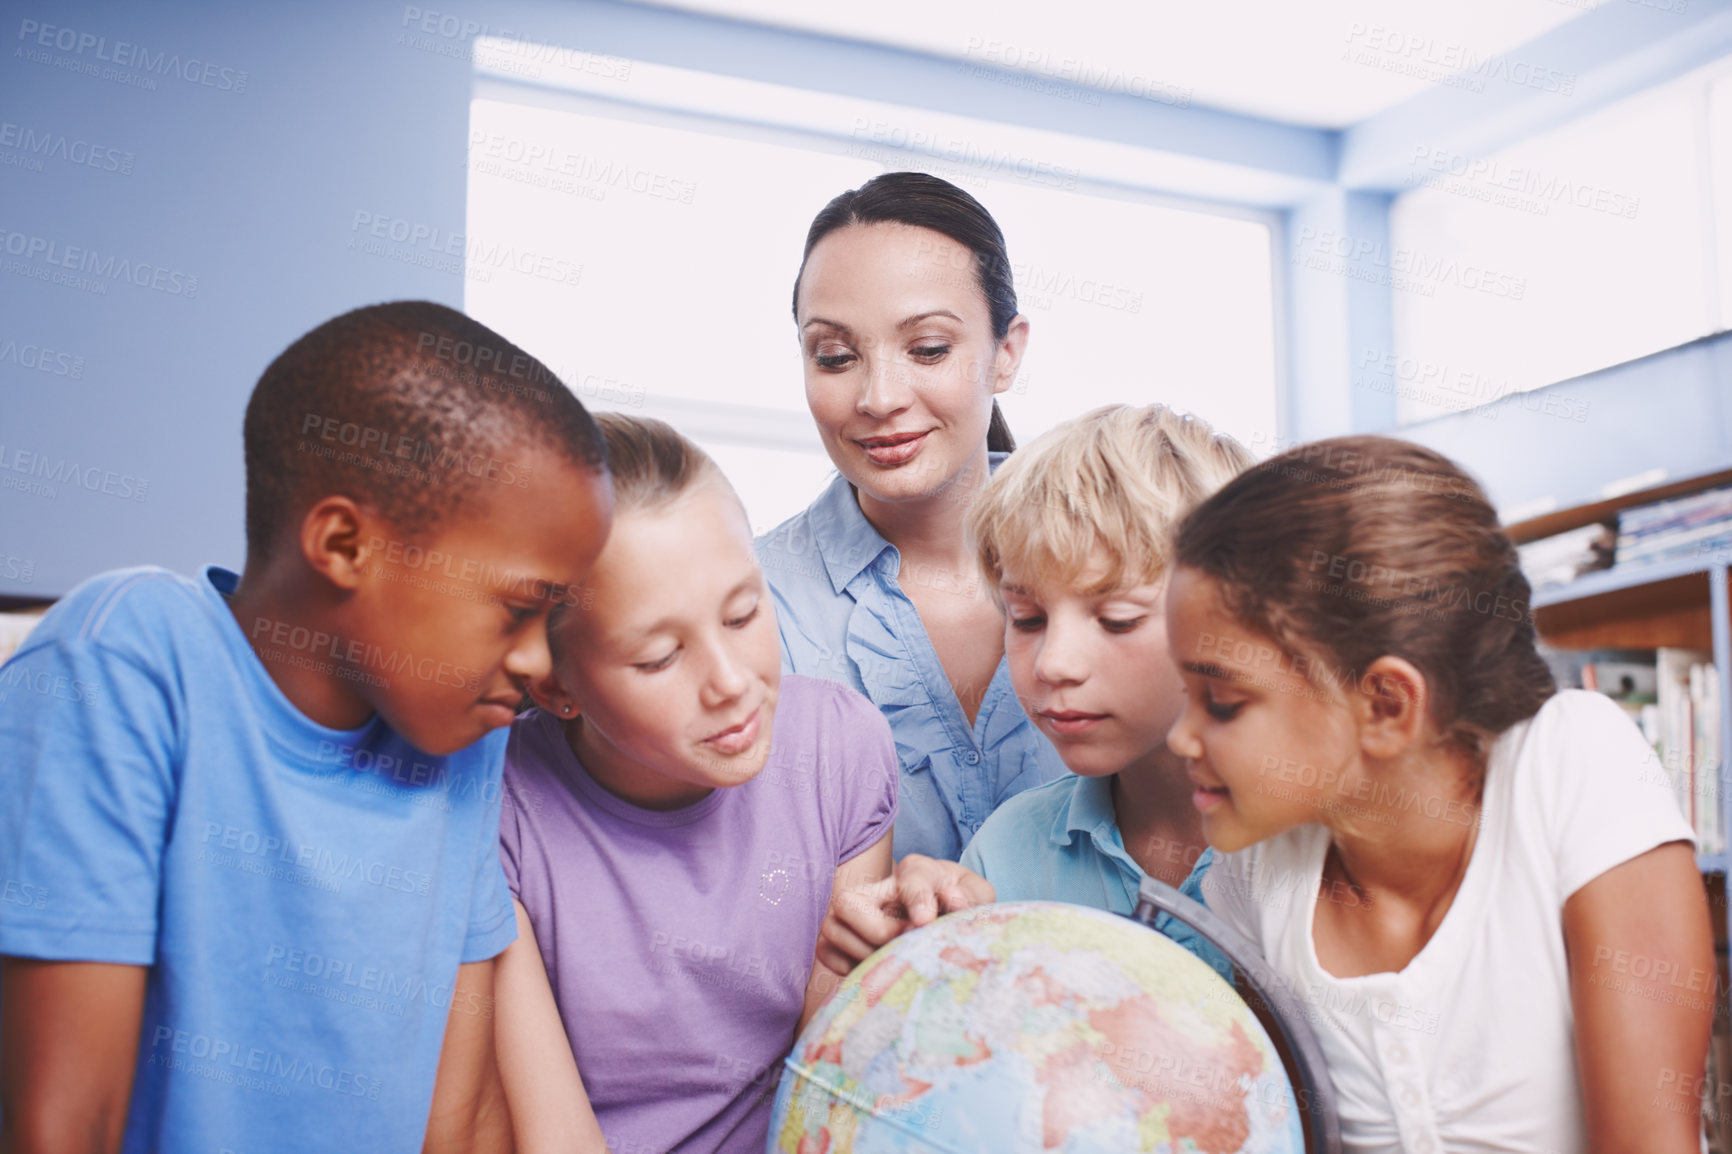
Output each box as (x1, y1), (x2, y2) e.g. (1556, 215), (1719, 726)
(549, 414), (738, 647)
(969, 404), (1253, 592)
(592, 412), (726, 514)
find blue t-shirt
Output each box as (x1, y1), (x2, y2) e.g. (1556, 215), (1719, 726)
(755, 464), (1068, 862)
(959, 773), (1230, 980)
(0, 566), (516, 1154)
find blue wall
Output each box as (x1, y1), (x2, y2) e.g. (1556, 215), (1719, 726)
(6, 1), (1728, 597)
(3, 0), (480, 596)
(1, 0), (1335, 598)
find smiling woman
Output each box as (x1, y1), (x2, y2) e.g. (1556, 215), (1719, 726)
(755, 173), (1069, 862)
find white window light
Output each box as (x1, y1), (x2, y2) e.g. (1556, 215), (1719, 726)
(463, 40), (1279, 528)
(470, 36), (1321, 206)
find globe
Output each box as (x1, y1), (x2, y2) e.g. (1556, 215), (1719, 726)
(769, 900), (1305, 1154)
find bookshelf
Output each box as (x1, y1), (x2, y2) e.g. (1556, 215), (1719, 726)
(1509, 481), (1732, 875)
(1512, 469), (1732, 1148)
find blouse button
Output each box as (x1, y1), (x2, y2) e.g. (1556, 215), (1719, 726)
(1416, 1139), (1435, 1154)
(965, 751), (981, 765)
(1400, 1086), (1421, 1108)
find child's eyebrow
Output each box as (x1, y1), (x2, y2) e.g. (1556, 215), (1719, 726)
(1181, 660), (1238, 682)
(1083, 578), (1149, 599)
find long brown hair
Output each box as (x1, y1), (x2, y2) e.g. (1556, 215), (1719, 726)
(1173, 435), (1555, 761)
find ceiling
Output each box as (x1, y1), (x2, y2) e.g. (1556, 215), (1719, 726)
(619, 0), (1590, 129)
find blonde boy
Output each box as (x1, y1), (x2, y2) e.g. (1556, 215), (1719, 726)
(960, 404), (1252, 971)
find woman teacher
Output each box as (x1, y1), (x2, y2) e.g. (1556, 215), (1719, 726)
(756, 172), (1067, 861)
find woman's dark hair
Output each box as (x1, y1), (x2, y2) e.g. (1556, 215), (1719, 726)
(793, 172), (1017, 453)
(1173, 435), (1555, 764)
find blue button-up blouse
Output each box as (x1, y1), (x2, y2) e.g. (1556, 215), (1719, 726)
(754, 463), (1069, 862)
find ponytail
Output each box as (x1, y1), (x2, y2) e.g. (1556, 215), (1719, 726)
(987, 400), (1016, 454)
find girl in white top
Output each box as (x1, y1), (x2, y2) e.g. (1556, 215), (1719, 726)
(1162, 435), (1713, 1153)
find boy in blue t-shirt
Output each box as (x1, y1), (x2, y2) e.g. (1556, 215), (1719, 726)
(0, 302), (614, 1153)
(957, 404), (1254, 978)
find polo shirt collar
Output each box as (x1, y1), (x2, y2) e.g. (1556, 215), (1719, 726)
(1052, 772), (1120, 848)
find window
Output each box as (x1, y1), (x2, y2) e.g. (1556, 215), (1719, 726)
(1391, 55), (1732, 424)
(464, 59), (1278, 530)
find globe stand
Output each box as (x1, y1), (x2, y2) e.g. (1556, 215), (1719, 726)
(1129, 876), (1342, 1154)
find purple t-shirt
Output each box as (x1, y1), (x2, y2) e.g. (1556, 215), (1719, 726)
(500, 674), (898, 1154)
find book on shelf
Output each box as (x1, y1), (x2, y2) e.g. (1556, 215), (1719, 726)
(1614, 484), (1732, 569)
(1517, 522), (1614, 592)
(1694, 660), (1723, 854)
(1554, 645), (1724, 856)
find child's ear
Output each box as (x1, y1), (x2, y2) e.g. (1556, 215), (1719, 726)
(524, 666), (580, 720)
(1355, 655), (1429, 760)
(298, 496), (371, 590)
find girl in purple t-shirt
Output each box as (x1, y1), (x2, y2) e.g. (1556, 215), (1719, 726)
(493, 415), (968, 1154)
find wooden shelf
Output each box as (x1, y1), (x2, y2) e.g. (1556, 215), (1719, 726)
(1524, 508), (1731, 885)
(1534, 569), (1722, 651)
(1505, 465), (1732, 545)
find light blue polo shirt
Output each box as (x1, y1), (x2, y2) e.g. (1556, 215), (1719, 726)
(755, 462), (1068, 862)
(959, 773), (1230, 980)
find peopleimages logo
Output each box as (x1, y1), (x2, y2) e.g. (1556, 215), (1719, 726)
(1343, 23), (1576, 96)
(348, 211), (582, 288)
(397, 7), (632, 82)
(199, 822), (434, 897)
(0, 228), (198, 297)
(1292, 226), (1525, 300)
(466, 129), (698, 204)
(1407, 146), (1640, 220)
(0, 444), (148, 501)
(148, 1026), (382, 1099)
(16, 19), (249, 92)
(0, 661), (100, 706)
(0, 337), (83, 378)
(0, 121), (133, 174)
(849, 118), (1081, 191)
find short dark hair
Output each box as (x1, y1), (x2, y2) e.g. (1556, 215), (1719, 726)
(243, 301), (606, 558)
(793, 172), (1017, 453)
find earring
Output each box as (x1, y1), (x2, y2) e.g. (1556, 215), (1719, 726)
(560, 704), (573, 715)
